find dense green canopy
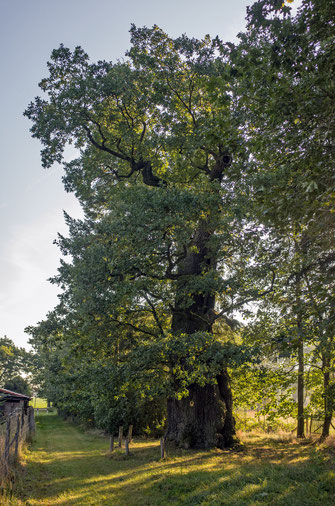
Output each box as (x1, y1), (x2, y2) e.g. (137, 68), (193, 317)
(25, 0), (335, 444)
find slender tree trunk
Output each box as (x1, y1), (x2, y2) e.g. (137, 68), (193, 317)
(297, 336), (305, 438)
(295, 272), (305, 438)
(320, 354), (332, 442)
(217, 370), (237, 448)
(165, 222), (237, 449)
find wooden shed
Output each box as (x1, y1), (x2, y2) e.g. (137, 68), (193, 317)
(0, 387), (31, 417)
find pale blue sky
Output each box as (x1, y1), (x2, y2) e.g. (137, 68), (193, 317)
(0, 0), (272, 348)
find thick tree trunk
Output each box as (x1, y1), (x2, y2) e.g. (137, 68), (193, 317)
(166, 383), (225, 449)
(165, 222), (237, 449)
(165, 375), (237, 449)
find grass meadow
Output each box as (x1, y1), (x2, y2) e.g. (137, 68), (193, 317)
(29, 399), (48, 409)
(5, 413), (335, 505)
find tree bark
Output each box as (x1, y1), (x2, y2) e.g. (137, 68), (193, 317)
(296, 272), (305, 438)
(165, 220), (237, 449)
(217, 370), (237, 448)
(320, 354), (332, 442)
(297, 335), (305, 438)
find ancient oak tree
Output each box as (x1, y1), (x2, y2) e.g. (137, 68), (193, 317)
(25, 26), (271, 448)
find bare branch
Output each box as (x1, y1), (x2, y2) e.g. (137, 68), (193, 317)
(166, 75), (197, 126)
(140, 121), (147, 143)
(83, 125), (131, 162)
(142, 293), (165, 336)
(214, 268), (276, 321)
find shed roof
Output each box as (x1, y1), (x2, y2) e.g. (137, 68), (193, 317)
(0, 388), (31, 400)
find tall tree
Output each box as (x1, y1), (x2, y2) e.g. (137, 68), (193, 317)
(25, 27), (274, 448)
(230, 0), (335, 437)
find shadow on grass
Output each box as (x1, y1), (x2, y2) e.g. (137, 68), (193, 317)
(14, 415), (335, 505)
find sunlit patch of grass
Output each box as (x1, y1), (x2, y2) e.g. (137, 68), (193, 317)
(29, 398), (48, 409)
(10, 414), (335, 505)
(319, 435), (335, 450)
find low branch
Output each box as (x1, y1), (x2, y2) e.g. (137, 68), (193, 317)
(109, 317), (158, 338)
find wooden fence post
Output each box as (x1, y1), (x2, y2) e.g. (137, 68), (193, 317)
(125, 437), (129, 456)
(28, 407), (35, 436)
(14, 413), (21, 460)
(4, 417), (11, 476)
(160, 438), (165, 459)
(21, 409), (25, 435)
(127, 424), (133, 443)
(118, 426), (123, 448)
(110, 436), (114, 452)
(27, 407), (31, 436)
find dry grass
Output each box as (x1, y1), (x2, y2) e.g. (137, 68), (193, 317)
(319, 434), (335, 449)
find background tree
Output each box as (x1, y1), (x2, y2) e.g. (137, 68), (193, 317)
(0, 336), (30, 387)
(3, 376), (32, 396)
(229, 0), (335, 437)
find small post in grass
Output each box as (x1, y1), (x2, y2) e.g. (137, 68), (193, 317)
(125, 437), (129, 456)
(127, 424), (133, 443)
(110, 435), (114, 452)
(118, 426), (123, 448)
(160, 438), (165, 459)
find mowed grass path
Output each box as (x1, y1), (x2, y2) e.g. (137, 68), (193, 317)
(10, 413), (335, 505)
